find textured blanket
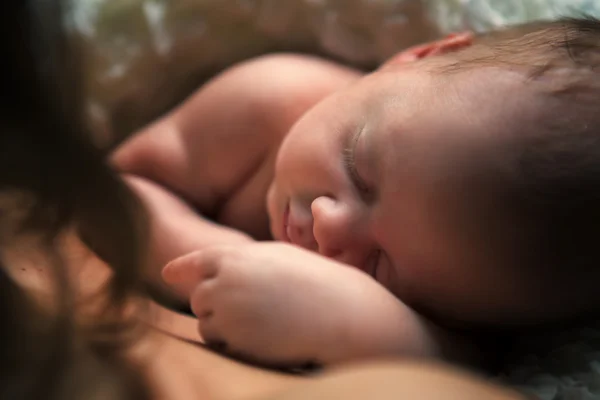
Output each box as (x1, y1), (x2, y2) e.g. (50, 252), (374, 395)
(69, 0), (600, 142)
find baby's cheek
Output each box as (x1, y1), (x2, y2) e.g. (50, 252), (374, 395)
(384, 262), (421, 306)
(380, 244), (451, 309)
(266, 181), (275, 206)
(266, 182), (282, 238)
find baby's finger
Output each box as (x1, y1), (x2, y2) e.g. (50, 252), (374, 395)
(162, 250), (219, 286)
(198, 313), (227, 350)
(189, 280), (216, 320)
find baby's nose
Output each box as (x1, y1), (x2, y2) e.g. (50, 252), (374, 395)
(311, 196), (366, 265)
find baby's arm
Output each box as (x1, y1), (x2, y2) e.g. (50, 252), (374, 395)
(123, 175), (253, 300)
(164, 243), (475, 366)
(113, 54), (362, 238)
(112, 55), (361, 300)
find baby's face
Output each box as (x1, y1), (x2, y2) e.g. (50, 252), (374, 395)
(268, 60), (550, 325)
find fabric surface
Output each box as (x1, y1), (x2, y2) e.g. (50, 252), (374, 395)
(428, 0), (600, 33)
(500, 322), (600, 400)
(71, 0), (439, 140)
(69, 0), (600, 140)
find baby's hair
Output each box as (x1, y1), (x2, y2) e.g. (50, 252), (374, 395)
(441, 16), (600, 79)
(444, 17), (600, 317)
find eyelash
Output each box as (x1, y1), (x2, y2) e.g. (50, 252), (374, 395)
(343, 145), (374, 198)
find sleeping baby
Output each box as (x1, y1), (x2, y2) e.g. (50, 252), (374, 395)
(111, 17), (600, 367)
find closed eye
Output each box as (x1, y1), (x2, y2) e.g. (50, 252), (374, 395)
(343, 127), (375, 201)
(343, 146), (370, 193)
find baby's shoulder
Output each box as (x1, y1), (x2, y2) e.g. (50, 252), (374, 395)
(214, 146), (278, 240)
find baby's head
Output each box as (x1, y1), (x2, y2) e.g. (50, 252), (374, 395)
(268, 17), (600, 328)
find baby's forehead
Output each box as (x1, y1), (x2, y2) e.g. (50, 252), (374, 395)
(374, 64), (532, 132)
(367, 65), (540, 178)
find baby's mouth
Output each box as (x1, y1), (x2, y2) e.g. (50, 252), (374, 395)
(283, 203), (318, 251)
(282, 203), (291, 243)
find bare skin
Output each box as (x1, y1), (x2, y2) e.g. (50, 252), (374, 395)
(113, 53), (462, 366)
(112, 50), (485, 366)
(163, 243), (445, 365)
(113, 35), (552, 367)
(7, 233), (525, 400)
(269, 362), (525, 400)
(112, 54), (362, 298)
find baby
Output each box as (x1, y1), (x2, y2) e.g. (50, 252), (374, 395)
(112, 17), (600, 367)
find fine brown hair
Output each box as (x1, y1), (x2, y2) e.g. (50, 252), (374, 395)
(437, 16), (600, 319)
(0, 1), (150, 399)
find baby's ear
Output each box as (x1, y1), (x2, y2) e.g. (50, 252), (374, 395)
(380, 32), (474, 68)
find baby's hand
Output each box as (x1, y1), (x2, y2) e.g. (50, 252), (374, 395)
(163, 242), (438, 367)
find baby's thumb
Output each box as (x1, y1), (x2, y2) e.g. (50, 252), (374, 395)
(162, 251), (208, 286)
